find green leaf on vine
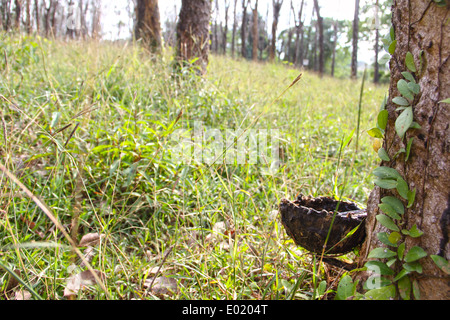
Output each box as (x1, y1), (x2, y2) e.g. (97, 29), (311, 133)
(439, 98), (450, 104)
(404, 246), (427, 263)
(407, 188), (416, 207)
(404, 261), (423, 273)
(368, 127), (384, 138)
(365, 261), (394, 276)
(405, 52), (417, 72)
(398, 275), (412, 300)
(407, 82), (420, 95)
(377, 109), (389, 130)
(395, 106), (413, 139)
(398, 242), (406, 260)
(411, 122), (421, 129)
(378, 203), (401, 220)
(373, 166), (402, 180)
(335, 275), (356, 300)
(378, 53), (391, 65)
(405, 137), (414, 161)
(377, 232), (398, 247)
(374, 179), (397, 189)
(430, 255), (449, 274)
(394, 268), (410, 282)
(381, 196), (405, 215)
(396, 177), (409, 200)
(376, 214), (400, 232)
(378, 148), (390, 161)
(401, 71), (415, 83)
(368, 247), (397, 259)
(402, 224), (423, 238)
(388, 231), (402, 245)
(388, 40), (397, 55)
(365, 285), (396, 300)
(392, 96), (410, 106)
(397, 79), (414, 100)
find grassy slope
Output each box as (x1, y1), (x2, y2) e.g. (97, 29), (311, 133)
(0, 35), (387, 300)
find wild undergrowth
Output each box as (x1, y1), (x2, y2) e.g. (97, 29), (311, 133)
(0, 34), (387, 300)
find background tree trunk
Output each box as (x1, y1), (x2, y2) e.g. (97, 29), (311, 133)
(351, 0), (360, 79)
(25, 0), (31, 34)
(231, 0), (237, 58)
(241, 0), (248, 59)
(91, 0), (101, 40)
(373, 0), (380, 83)
(176, 0), (212, 75)
(357, 0), (450, 300)
(331, 20), (337, 77)
(135, 0), (161, 52)
(292, 0), (304, 67)
(313, 0), (323, 76)
(34, 0), (39, 34)
(222, 0), (229, 55)
(14, 0), (21, 30)
(269, 0), (283, 62)
(251, 0), (258, 61)
(212, 0), (219, 53)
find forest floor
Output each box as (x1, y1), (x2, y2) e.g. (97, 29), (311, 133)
(0, 35), (388, 300)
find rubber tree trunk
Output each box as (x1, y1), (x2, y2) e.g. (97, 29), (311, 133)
(176, 0), (212, 75)
(14, 0), (21, 30)
(251, 0), (258, 61)
(269, 0), (283, 62)
(231, 0), (237, 57)
(356, 0), (450, 300)
(135, 0), (161, 52)
(241, 0), (248, 59)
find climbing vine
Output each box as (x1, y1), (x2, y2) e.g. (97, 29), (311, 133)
(336, 23), (449, 300)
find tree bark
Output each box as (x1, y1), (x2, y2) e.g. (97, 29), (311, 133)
(135, 0), (161, 52)
(357, 0), (450, 300)
(269, 0), (283, 62)
(176, 0), (212, 75)
(212, 0), (219, 53)
(231, 0), (238, 58)
(91, 0), (101, 39)
(251, 0), (258, 61)
(373, 0), (380, 84)
(25, 0), (31, 34)
(222, 0), (229, 55)
(241, 0), (249, 59)
(351, 0), (360, 79)
(14, 0), (21, 30)
(331, 20), (337, 77)
(292, 0), (304, 67)
(2, 0), (12, 31)
(34, 0), (39, 34)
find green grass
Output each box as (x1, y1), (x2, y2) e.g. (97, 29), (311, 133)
(0, 34), (387, 300)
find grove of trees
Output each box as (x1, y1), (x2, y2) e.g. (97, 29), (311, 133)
(0, 0), (394, 81)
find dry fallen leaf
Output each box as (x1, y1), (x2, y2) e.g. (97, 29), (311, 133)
(15, 289), (32, 300)
(64, 270), (106, 298)
(78, 232), (104, 247)
(144, 276), (178, 296)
